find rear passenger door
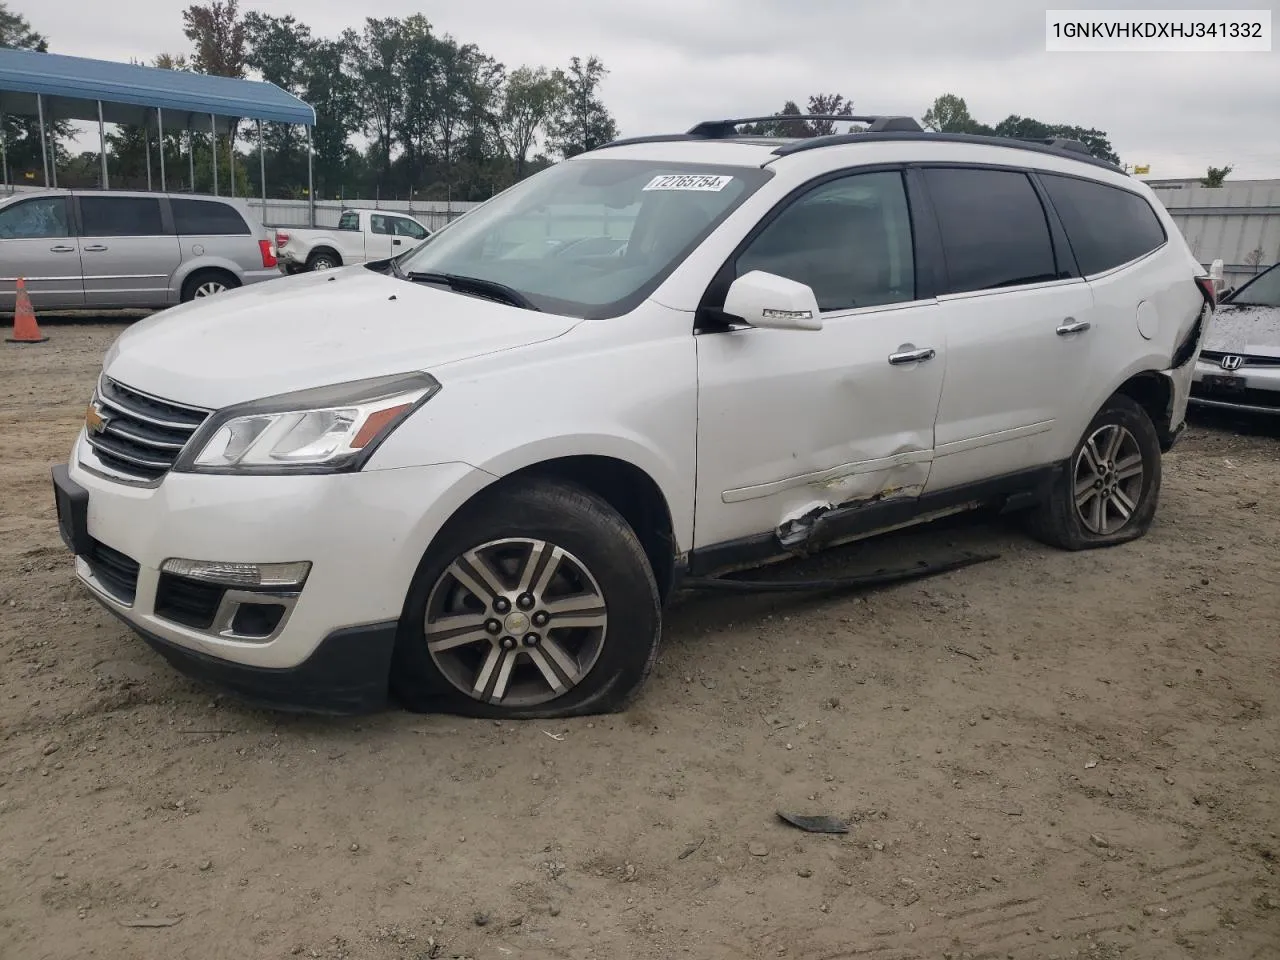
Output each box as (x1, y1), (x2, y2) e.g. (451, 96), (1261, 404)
(171, 197), (255, 281)
(0, 195), (84, 310)
(76, 195), (181, 308)
(919, 166), (1096, 493)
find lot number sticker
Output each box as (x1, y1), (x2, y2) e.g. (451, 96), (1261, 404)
(642, 174), (734, 192)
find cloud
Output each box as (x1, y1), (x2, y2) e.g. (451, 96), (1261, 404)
(21, 0), (1280, 178)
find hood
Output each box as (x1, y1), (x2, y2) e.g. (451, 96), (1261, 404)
(103, 268), (582, 409)
(1203, 303), (1280, 355)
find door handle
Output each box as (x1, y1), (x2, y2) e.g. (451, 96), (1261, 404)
(82, 244), (108, 253)
(50, 245), (76, 253)
(888, 346), (936, 365)
(1056, 319), (1091, 335)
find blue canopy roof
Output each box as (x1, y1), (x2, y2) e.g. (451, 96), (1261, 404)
(0, 48), (315, 130)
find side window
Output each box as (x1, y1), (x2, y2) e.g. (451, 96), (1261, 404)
(171, 198), (250, 236)
(369, 215), (392, 235)
(923, 168), (1059, 294)
(337, 212), (360, 231)
(0, 197), (71, 239)
(736, 170), (916, 312)
(394, 218), (427, 239)
(80, 196), (165, 238)
(1040, 174), (1167, 276)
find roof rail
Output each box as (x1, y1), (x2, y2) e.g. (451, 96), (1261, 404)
(771, 130), (1122, 173)
(686, 114), (922, 138)
(1016, 136), (1091, 155)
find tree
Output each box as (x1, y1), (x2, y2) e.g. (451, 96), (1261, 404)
(499, 66), (563, 179)
(243, 12), (315, 189)
(804, 94), (855, 136)
(992, 115), (1119, 165)
(182, 0), (246, 78)
(1244, 248), (1264, 274)
(1200, 165), (1232, 187)
(0, 2), (72, 181)
(0, 1), (46, 49)
(548, 56), (618, 158)
(303, 32), (360, 197)
(352, 17), (407, 188)
(922, 93), (992, 134)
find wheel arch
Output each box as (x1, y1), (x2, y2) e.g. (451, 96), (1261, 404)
(307, 246), (343, 268)
(447, 455), (680, 604)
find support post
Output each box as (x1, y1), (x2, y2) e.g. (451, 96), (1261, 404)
(1, 123), (8, 190)
(38, 95), (50, 186)
(145, 121), (152, 191)
(96, 100), (108, 189)
(188, 128), (195, 191)
(228, 122), (235, 197)
(157, 107), (166, 191)
(210, 114), (218, 196)
(258, 119), (266, 221)
(306, 125), (315, 228)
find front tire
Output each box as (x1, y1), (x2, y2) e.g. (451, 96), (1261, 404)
(391, 479), (662, 719)
(1027, 394), (1162, 550)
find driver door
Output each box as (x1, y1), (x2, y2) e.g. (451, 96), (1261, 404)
(692, 168), (946, 558)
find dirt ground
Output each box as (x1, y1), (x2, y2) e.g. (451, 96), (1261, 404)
(2, 320), (1278, 960)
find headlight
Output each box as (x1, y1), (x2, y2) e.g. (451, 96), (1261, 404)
(175, 372), (440, 475)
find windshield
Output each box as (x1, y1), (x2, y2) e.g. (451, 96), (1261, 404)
(1227, 263), (1280, 308)
(396, 158), (771, 318)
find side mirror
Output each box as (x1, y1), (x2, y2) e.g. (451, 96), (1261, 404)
(722, 270), (823, 331)
(1209, 258), (1225, 289)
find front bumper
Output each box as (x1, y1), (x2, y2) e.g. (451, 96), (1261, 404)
(1190, 358), (1280, 415)
(56, 437), (495, 711)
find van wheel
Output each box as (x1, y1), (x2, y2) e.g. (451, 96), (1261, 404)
(181, 270), (239, 303)
(391, 479), (662, 719)
(1026, 394), (1162, 551)
(307, 250), (340, 271)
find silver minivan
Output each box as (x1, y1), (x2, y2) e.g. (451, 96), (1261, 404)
(0, 189), (281, 312)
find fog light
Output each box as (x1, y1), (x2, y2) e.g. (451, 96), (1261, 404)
(160, 558), (311, 589)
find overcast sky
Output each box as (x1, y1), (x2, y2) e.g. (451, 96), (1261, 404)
(18, 0), (1280, 179)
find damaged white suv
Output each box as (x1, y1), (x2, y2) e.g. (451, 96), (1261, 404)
(53, 114), (1212, 718)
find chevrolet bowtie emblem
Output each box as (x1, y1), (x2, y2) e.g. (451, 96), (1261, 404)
(85, 402), (109, 434)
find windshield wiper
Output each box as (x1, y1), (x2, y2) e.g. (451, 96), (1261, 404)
(405, 271), (540, 311)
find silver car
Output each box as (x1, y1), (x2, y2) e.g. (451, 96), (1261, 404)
(1191, 262), (1280, 416)
(0, 189), (280, 312)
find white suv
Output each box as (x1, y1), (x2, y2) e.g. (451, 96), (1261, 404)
(52, 114), (1213, 719)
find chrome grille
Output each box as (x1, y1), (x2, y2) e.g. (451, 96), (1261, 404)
(85, 377), (210, 483)
(1200, 350), (1280, 368)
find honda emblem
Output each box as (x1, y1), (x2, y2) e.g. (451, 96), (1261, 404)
(1220, 355), (1243, 371)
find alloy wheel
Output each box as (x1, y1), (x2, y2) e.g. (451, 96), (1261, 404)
(424, 538), (608, 707)
(194, 280), (227, 297)
(1074, 423), (1145, 535)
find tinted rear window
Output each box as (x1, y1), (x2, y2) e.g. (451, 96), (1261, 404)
(1040, 174), (1167, 276)
(338, 212), (359, 231)
(80, 196), (165, 237)
(172, 198), (250, 236)
(923, 168), (1059, 295)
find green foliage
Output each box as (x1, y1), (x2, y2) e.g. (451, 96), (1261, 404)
(1200, 165), (1232, 187)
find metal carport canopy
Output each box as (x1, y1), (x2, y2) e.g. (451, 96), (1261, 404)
(0, 48), (315, 129)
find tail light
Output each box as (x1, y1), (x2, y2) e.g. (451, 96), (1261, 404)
(259, 239), (278, 269)
(1195, 275), (1217, 308)
(275, 230), (289, 247)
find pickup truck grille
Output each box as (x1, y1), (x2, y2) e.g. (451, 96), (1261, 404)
(85, 377), (211, 483)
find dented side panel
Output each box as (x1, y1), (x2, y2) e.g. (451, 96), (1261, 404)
(692, 302), (947, 552)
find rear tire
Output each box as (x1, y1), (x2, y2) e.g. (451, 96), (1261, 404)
(1026, 394), (1162, 551)
(391, 479), (662, 719)
(306, 250), (340, 271)
(180, 270), (240, 303)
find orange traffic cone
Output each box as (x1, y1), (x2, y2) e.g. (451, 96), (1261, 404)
(6, 278), (48, 344)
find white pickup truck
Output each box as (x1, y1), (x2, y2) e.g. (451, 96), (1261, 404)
(275, 208), (432, 273)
